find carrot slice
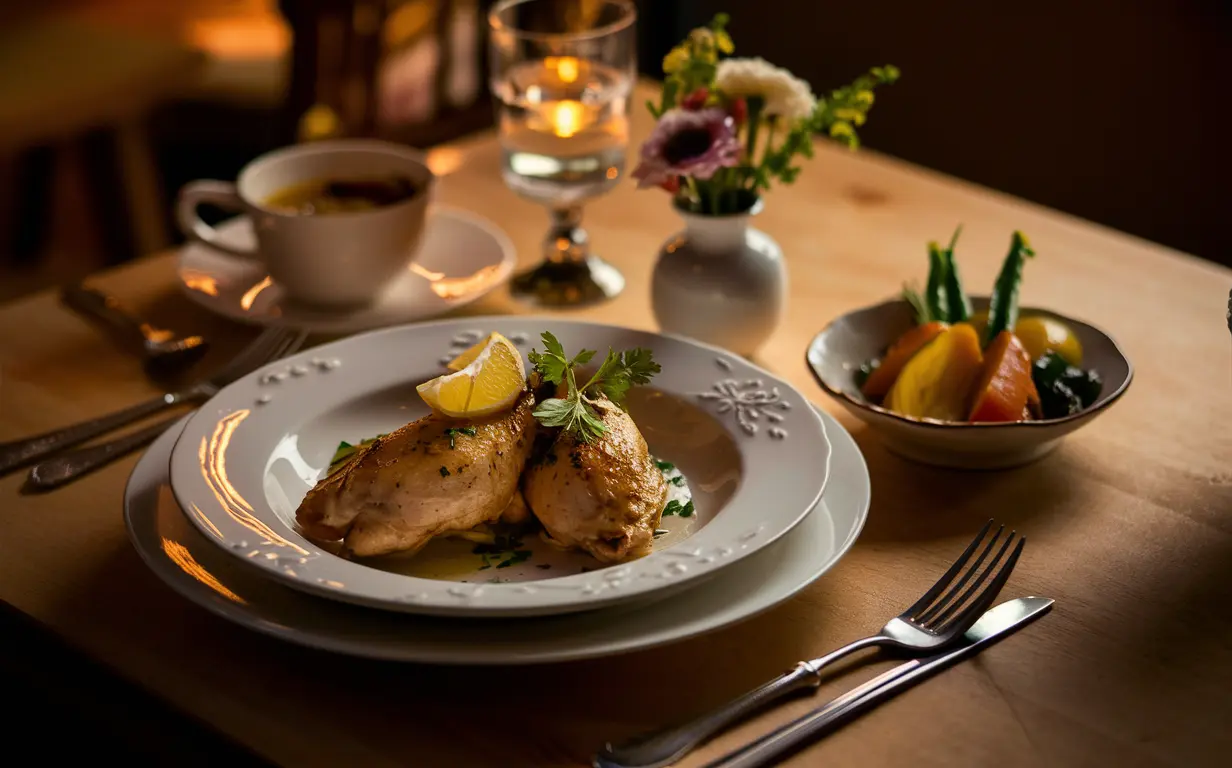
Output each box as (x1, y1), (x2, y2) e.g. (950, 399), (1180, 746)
(861, 321), (948, 402)
(968, 331), (1035, 422)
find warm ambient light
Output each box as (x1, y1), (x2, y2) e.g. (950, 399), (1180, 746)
(553, 56), (580, 84)
(240, 276), (273, 311)
(552, 101), (583, 138)
(426, 146), (464, 176)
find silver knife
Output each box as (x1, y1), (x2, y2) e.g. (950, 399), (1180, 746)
(702, 596), (1054, 768)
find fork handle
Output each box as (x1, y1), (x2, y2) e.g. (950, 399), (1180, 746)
(0, 390), (195, 475)
(25, 414), (182, 490)
(595, 635), (885, 768)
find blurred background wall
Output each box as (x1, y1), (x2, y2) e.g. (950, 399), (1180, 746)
(642, 0), (1230, 264)
(0, 0), (1227, 302)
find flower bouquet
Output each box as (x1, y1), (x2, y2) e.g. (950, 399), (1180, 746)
(633, 14), (899, 216)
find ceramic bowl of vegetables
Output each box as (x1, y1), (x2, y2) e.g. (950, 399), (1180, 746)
(807, 228), (1133, 469)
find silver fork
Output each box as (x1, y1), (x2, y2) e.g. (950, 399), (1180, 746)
(23, 329), (308, 490)
(595, 520), (1025, 768)
(0, 328), (305, 477)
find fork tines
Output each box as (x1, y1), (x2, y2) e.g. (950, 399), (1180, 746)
(908, 519), (1026, 634)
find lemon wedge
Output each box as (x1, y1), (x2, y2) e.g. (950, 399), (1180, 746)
(444, 332), (507, 371)
(417, 333), (525, 417)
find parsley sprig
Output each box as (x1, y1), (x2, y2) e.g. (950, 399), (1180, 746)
(528, 332), (660, 442)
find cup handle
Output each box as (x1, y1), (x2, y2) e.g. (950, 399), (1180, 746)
(176, 181), (259, 259)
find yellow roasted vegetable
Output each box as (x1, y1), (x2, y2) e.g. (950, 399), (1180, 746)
(1013, 316), (1082, 365)
(886, 324), (984, 421)
(968, 311), (1082, 365)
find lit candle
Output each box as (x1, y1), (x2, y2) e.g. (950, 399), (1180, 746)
(552, 101), (583, 138)
(545, 56), (585, 137)
(546, 56), (581, 84)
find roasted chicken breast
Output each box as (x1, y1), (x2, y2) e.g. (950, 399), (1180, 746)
(523, 396), (668, 563)
(297, 391), (537, 558)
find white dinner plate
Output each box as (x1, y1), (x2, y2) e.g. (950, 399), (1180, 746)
(127, 407), (868, 664)
(176, 206), (515, 334)
(167, 319), (832, 617)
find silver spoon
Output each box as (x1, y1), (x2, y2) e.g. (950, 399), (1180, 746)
(61, 284), (209, 375)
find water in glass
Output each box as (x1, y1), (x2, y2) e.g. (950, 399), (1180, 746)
(494, 57), (632, 206)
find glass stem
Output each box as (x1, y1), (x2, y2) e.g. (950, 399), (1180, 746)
(544, 206), (589, 264)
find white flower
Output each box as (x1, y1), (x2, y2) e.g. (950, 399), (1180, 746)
(715, 57), (817, 123)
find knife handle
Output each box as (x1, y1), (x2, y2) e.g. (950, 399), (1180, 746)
(25, 414), (180, 490)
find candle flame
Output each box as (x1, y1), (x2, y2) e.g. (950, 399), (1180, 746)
(554, 56), (580, 83)
(553, 101), (582, 138)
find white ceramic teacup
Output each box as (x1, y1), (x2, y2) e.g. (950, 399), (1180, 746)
(176, 140), (435, 308)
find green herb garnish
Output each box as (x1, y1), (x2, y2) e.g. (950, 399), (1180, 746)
(327, 433), (388, 474)
(679, 500), (695, 518)
(655, 460), (675, 472)
(495, 550), (532, 569)
(670, 475), (686, 487)
(663, 500), (684, 517)
(528, 332), (660, 442)
(444, 426), (476, 449)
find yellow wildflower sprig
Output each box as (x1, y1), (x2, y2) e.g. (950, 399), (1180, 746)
(750, 65), (899, 192)
(814, 65), (901, 150)
(648, 14), (733, 118)
(643, 15), (899, 213)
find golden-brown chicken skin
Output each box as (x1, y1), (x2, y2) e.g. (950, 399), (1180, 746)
(297, 391), (536, 558)
(523, 397), (668, 563)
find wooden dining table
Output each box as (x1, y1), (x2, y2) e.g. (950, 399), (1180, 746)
(3, 81), (1230, 766)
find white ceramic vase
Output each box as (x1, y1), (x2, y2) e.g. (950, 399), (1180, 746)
(651, 200), (786, 357)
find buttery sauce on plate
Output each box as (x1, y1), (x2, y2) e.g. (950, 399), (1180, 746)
(364, 460), (696, 584)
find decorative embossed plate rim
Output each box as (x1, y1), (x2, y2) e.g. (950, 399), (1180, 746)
(167, 318), (831, 617)
(128, 408), (866, 663)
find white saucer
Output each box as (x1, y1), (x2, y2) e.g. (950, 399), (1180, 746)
(176, 206), (516, 334)
(124, 407), (869, 664)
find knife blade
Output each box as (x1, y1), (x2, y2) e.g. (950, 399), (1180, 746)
(702, 596), (1055, 768)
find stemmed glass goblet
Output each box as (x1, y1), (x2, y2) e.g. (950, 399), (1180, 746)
(488, 0), (636, 306)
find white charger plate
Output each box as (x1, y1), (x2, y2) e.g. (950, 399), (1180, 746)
(176, 206), (515, 334)
(127, 407), (868, 664)
(167, 319), (831, 617)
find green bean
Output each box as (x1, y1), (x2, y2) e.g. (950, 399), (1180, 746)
(985, 230), (1035, 345)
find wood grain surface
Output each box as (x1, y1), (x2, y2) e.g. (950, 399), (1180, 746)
(2, 82), (1230, 767)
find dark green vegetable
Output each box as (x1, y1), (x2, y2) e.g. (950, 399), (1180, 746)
(1031, 351), (1103, 419)
(854, 359), (878, 388)
(985, 231), (1035, 345)
(1037, 378), (1083, 419)
(925, 243), (949, 322)
(940, 225), (972, 322)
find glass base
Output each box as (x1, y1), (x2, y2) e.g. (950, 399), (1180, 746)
(510, 256), (625, 307)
